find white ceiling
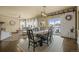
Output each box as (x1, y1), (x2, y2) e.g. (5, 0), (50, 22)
(0, 6), (70, 19)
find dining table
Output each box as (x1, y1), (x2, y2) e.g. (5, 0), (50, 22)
(33, 29), (48, 46)
(34, 29), (48, 35)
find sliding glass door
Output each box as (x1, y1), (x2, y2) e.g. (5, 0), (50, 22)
(20, 18), (38, 32)
(20, 19), (26, 32)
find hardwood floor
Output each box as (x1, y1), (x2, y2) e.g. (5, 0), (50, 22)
(0, 34), (79, 52)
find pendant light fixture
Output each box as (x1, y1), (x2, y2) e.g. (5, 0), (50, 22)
(41, 6), (47, 17)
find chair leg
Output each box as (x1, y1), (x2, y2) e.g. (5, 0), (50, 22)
(47, 39), (49, 46)
(28, 41), (30, 48)
(33, 44), (35, 52)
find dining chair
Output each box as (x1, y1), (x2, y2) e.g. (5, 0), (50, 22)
(27, 29), (41, 52)
(48, 28), (53, 44)
(41, 28), (52, 45)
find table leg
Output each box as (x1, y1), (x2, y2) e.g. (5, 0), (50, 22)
(40, 39), (42, 46)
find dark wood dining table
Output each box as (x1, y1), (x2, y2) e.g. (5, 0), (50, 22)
(34, 30), (48, 35)
(33, 30), (48, 46)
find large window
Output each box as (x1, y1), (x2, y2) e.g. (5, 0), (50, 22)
(20, 18), (38, 31)
(26, 18), (38, 28)
(48, 18), (62, 35)
(48, 18), (61, 26)
(20, 19), (26, 31)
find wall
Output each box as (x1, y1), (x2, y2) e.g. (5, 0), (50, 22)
(77, 11), (79, 44)
(47, 12), (75, 39)
(60, 12), (75, 39)
(0, 16), (20, 32)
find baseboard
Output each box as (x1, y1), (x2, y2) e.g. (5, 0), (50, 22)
(11, 32), (18, 34)
(61, 36), (75, 39)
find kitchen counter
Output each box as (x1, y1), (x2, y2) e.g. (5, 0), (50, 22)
(0, 31), (11, 40)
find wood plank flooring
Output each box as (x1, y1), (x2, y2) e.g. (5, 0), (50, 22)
(0, 34), (79, 52)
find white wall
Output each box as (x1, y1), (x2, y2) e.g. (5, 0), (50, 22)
(60, 12), (75, 39)
(50, 12), (75, 39)
(0, 16), (20, 32)
(77, 30), (79, 44)
(77, 11), (79, 44)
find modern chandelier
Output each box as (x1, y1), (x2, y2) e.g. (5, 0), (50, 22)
(41, 6), (47, 17)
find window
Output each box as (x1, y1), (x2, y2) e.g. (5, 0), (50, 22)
(48, 18), (61, 26)
(48, 18), (62, 35)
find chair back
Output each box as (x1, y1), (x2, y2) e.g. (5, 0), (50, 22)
(27, 29), (34, 42)
(48, 28), (52, 40)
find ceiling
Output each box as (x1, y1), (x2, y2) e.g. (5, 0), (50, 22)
(78, 7), (79, 11)
(0, 6), (71, 19)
